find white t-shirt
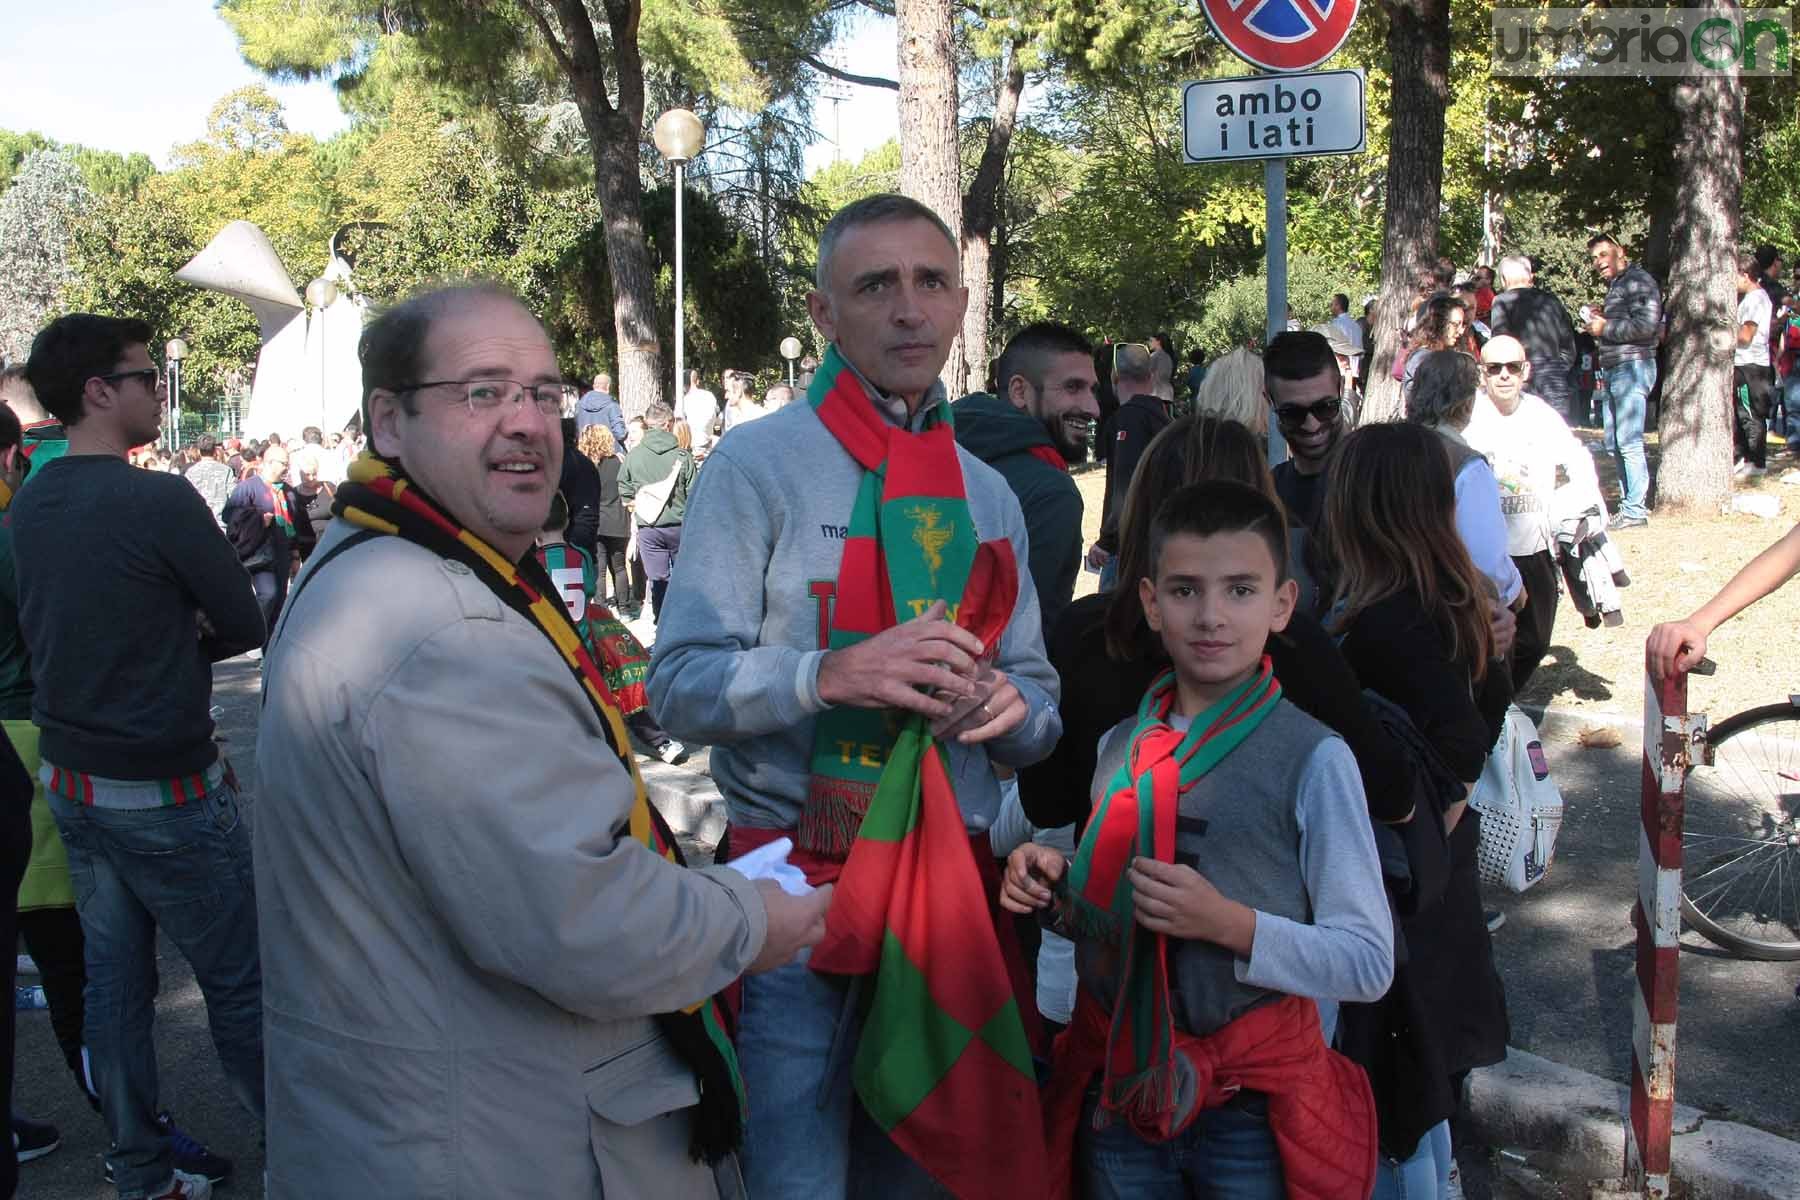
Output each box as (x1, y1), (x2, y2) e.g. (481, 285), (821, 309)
(681, 387), (720, 453)
(1736, 287), (1773, 368)
(1465, 390), (1605, 556)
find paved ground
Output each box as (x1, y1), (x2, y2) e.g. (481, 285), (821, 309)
(13, 655), (1797, 1197)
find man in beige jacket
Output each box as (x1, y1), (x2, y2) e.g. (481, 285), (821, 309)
(255, 284), (828, 1198)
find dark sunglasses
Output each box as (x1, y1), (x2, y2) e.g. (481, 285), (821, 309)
(94, 367), (161, 389)
(1273, 396), (1342, 428)
(1483, 361), (1526, 377)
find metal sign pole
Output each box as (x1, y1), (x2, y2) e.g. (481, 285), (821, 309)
(1265, 156), (1289, 465)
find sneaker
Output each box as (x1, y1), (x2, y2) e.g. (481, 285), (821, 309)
(244, 647), (263, 662)
(13, 1114), (61, 1163)
(1607, 513), (1648, 531)
(655, 737), (688, 765)
(1734, 459), (1752, 478)
(146, 1169), (213, 1200)
(105, 1114), (233, 1186)
(1486, 909), (1507, 933)
(1745, 464), (1768, 478)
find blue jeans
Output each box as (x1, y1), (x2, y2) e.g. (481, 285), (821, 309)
(49, 782), (264, 1199)
(1079, 1089), (1286, 1199)
(1601, 358), (1655, 520)
(1372, 1118), (1452, 1200)
(737, 955), (947, 1199)
(1783, 372), (1800, 443)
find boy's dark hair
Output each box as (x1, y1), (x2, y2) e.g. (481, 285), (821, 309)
(0, 403), (22, 453)
(1739, 252), (1762, 278)
(302, 425), (323, 444)
(543, 490), (570, 533)
(195, 434), (217, 455)
(1264, 330), (1340, 387)
(24, 314), (155, 428)
(994, 322), (1094, 398)
(1147, 480), (1289, 586)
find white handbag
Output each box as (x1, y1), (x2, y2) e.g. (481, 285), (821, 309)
(1469, 704), (1564, 894)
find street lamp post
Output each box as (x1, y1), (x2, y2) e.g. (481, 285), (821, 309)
(164, 338), (188, 451)
(653, 109), (705, 412)
(305, 276), (340, 437)
(780, 336), (803, 388)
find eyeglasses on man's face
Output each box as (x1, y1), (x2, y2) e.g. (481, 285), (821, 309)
(1273, 396), (1342, 429)
(400, 379), (569, 416)
(1483, 361), (1526, 378)
(94, 367), (162, 390)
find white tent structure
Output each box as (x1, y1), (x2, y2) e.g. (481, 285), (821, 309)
(176, 220), (365, 441)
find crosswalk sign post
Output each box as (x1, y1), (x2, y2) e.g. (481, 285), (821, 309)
(1193, 0), (1363, 463)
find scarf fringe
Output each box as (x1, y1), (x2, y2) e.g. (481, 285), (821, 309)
(797, 779), (873, 859)
(1101, 1062), (1180, 1133)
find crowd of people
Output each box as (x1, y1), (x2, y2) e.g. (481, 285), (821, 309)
(0, 190), (1790, 1200)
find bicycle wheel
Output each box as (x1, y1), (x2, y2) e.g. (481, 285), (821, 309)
(1680, 702), (1800, 960)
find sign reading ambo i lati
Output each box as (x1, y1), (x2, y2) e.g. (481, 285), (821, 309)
(1493, 8), (1792, 76)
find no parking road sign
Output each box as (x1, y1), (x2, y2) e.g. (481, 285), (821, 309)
(1181, 69), (1367, 162)
(1200, 0), (1360, 72)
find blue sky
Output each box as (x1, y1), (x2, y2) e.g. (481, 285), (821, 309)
(5, 2), (901, 175)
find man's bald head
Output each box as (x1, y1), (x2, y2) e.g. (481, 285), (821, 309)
(1479, 334), (1531, 413)
(1480, 334), (1527, 363)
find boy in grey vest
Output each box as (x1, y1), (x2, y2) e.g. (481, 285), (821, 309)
(1002, 481), (1392, 1197)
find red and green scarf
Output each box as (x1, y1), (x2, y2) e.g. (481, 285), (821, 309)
(334, 455), (744, 1163)
(535, 541), (650, 715)
(802, 347), (1047, 1198)
(1066, 659), (1282, 1138)
(799, 346), (980, 858)
(265, 476), (296, 537)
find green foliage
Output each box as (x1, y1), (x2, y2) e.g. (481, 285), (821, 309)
(0, 150), (95, 361)
(1191, 253), (1375, 356)
(59, 195), (261, 405)
(642, 183), (785, 376)
(0, 129), (154, 198)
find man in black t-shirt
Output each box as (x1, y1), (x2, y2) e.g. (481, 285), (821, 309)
(1265, 331), (1346, 531)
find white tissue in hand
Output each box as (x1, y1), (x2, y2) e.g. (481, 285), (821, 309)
(729, 836), (813, 896)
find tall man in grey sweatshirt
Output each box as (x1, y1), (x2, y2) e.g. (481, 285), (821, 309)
(1585, 234), (1664, 528)
(648, 194), (1062, 1197)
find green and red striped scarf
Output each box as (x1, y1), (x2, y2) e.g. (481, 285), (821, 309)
(802, 347), (1048, 1198)
(333, 455), (745, 1164)
(1067, 660), (1282, 1138)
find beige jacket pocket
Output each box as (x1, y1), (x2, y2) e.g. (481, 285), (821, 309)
(584, 1035), (716, 1199)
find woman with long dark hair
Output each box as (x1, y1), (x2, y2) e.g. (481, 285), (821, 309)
(1323, 421), (1511, 1200)
(1396, 294), (1467, 397)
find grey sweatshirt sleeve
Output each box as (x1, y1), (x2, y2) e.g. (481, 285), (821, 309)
(980, 492), (1063, 770)
(159, 478), (266, 659)
(647, 453), (829, 743)
(1236, 737), (1394, 1004)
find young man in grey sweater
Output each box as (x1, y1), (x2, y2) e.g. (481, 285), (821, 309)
(648, 195), (1061, 1197)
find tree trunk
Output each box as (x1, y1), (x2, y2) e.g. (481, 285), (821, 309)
(542, 0), (663, 416)
(1363, 0), (1451, 424)
(1655, 7), (1743, 512)
(896, 0), (963, 393)
(959, 42), (1025, 397)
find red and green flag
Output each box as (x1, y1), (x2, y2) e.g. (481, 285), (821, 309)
(803, 345), (1047, 1198)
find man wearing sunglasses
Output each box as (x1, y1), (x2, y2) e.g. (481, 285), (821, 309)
(1265, 331), (1347, 530)
(1466, 336), (1604, 690)
(17, 314), (268, 1200)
